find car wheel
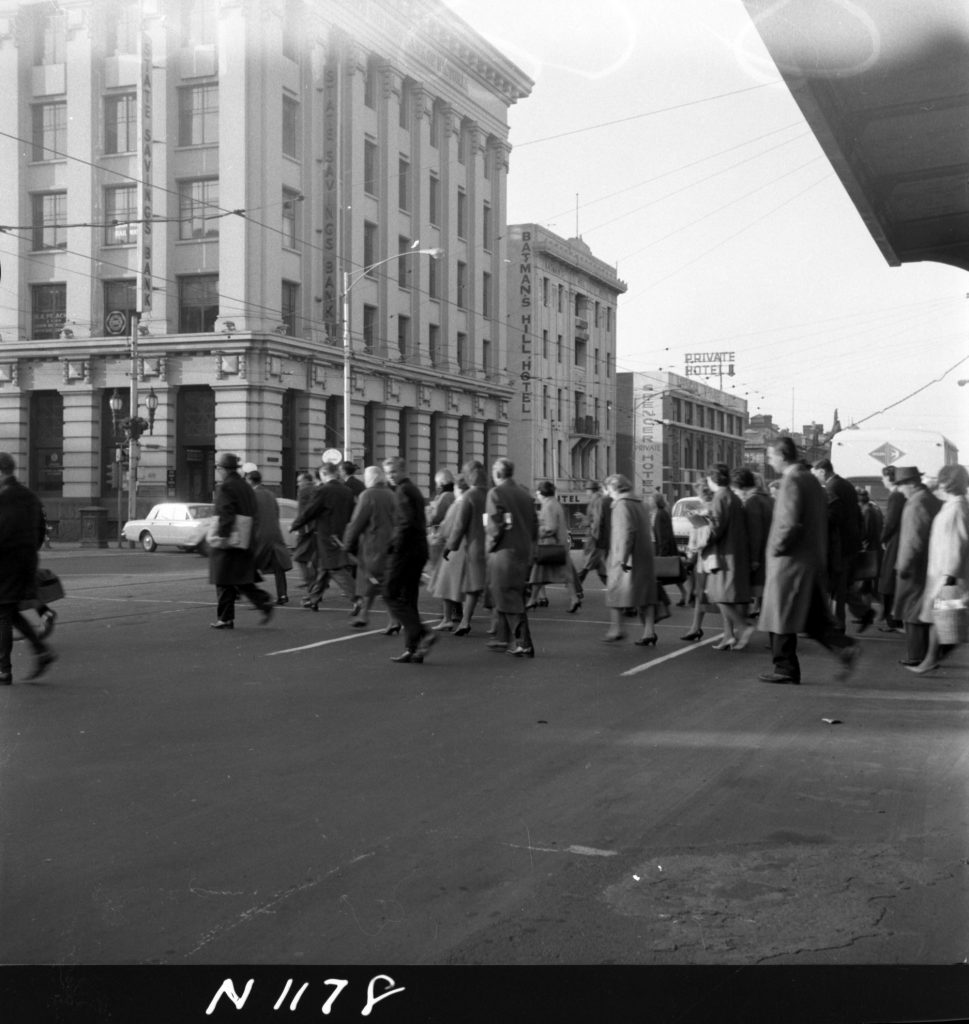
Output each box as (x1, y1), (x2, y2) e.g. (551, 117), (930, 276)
(141, 531), (157, 552)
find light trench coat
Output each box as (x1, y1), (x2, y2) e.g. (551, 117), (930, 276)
(605, 493), (657, 609)
(918, 494), (969, 623)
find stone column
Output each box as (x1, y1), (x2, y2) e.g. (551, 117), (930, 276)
(486, 420), (508, 460)
(0, 391), (28, 467)
(405, 409), (432, 492)
(461, 418), (485, 465)
(62, 389), (99, 500)
(372, 404), (400, 463)
(301, 391), (329, 468)
(435, 413), (460, 471)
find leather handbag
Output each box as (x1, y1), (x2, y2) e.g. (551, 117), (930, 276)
(206, 514), (254, 551)
(534, 542), (567, 567)
(19, 568), (65, 610)
(654, 555), (684, 583)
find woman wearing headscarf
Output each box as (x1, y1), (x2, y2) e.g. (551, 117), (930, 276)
(909, 464), (969, 673)
(425, 468), (455, 587)
(701, 462), (752, 650)
(731, 466), (772, 618)
(602, 474), (662, 645)
(528, 480), (582, 613)
(343, 465), (397, 632)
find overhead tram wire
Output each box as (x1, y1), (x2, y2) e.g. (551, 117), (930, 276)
(513, 81), (784, 148)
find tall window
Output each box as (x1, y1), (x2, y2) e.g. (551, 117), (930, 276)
(104, 186), (137, 245)
(179, 179), (219, 239)
(398, 157), (410, 211)
(575, 338), (586, 367)
(456, 261), (467, 308)
(457, 188), (467, 239)
(557, 283), (563, 313)
(32, 102), (66, 161)
(282, 95), (298, 158)
(397, 315), (410, 360)
(107, 3), (139, 55)
(363, 221), (377, 272)
(482, 203), (492, 251)
(457, 121), (469, 165)
(399, 80), (412, 130)
(34, 9), (65, 64)
(429, 102), (441, 148)
(362, 304), (377, 353)
(542, 386), (549, 417)
(557, 389), (563, 420)
(32, 192), (66, 250)
(606, 352), (612, 377)
(178, 84), (219, 146)
(542, 277), (549, 306)
(398, 236), (412, 288)
(105, 93), (136, 154)
(429, 175), (440, 226)
(457, 332), (468, 371)
(428, 324), (440, 367)
(364, 55), (378, 109)
(104, 280), (136, 335)
(282, 0), (301, 61)
(282, 189), (299, 249)
(178, 275), (219, 332)
(594, 348), (600, 376)
(607, 307), (613, 332)
(482, 338), (492, 377)
(556, 335), (563, 364)
(180, 0), (217, 45)
(482, 271), (492, 318)
(31, 283), (66, 339)
(542, 329), (549, 358)
(428, 256), (440, 300)
(364, 138), (378, 196)
(281, 280), (299, 335)
(594, 301), (600, 327)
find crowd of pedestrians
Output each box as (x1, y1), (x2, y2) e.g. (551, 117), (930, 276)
(1, 438), (965, 684)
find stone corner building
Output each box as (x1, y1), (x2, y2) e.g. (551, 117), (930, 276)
(0, 0), (532, 537)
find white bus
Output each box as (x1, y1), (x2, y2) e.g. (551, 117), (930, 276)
(828, 428), (959, 502)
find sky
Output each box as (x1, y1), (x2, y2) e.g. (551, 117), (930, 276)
(442, 0), (969, 463)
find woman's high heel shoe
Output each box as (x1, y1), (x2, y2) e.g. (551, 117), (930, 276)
(568, 598), (582, 614)
(711, 637), (736, 651)
(453, 625), (471, 637)
(382, 624), (402, 636)
(634, 634), (658, 646)
(680, 630), (704, 642)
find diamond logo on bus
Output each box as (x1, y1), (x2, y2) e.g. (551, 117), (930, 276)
(869, 442), (904, 465)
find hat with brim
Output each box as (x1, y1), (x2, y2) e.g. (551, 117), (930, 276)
(216, 452), (240, 470)
(894, 465), (922, 485)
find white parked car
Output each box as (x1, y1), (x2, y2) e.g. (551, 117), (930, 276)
(122, 502), (215, 552)
(671, 497), (706, 553)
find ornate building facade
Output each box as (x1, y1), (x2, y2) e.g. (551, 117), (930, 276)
(0, 0), (532, 536)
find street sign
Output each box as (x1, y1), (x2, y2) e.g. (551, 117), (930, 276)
(105, 309), (127, 335)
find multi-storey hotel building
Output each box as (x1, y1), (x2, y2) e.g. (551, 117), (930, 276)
(504, 224), (625, 525)
(0, 0), (532, 537)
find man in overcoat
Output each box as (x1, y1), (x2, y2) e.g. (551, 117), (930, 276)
(382, 456), (432, 662)
(485, 457), (538, 657)
(757, 439), (857, 684)
(878, 465), (906, 630)
(0, 452), (56, 681)
(209, 452), (274, 629)
(577, 481), (611, 587)
(247, 469), (291, 605)
(893, 465), (943, 665)
(291, 461), (356, 612)
(812, 457), (864, 631)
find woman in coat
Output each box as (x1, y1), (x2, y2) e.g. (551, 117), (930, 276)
(342, 465), (397, 631)
(602, 474), (661, 645)
(910, 464), (969, 673)
(701, 463), (752, 649)
(429, 479), (468, 630)
(651, 493), (686, 606)
(209, 452), (273, 629)
(425, 469), (456, 589)
(681, 483), (715, 642)
(731, 467), (773, 617)
(445, 459), (488, 635)
(528, 481), (582, 613)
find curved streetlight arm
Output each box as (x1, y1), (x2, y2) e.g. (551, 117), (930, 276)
(344, 247), (444, 294)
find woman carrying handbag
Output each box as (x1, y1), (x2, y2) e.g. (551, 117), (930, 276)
(528, 481), (582, 613)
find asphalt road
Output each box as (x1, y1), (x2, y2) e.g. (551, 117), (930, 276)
(1, 546), (967, 967)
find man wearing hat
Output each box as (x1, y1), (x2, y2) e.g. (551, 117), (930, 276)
(209, 452), (274, 629)
(893, 465), (942, 665)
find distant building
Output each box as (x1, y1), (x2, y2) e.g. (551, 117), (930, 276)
(504, 224), (626, 519)
(0, 0), (532, 537)
(743, 414), (832, 480)
(616, 371), (747, 502)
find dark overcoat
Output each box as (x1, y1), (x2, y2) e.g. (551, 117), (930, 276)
(757, 463), (829, 635)
(486, 479), (537, 614)
(878, 488), (906, 594)
(0, 476), (43, 604)
(742, 491), (773, 588)
(894, 485), (942, 623)
(208, 471), (259, 587)
(651, 506), (677, 557)
(824, 472), (863, 576)
(385, 476), (429, 592)
(343, 483), (395, 597)
(291, 479), (355, 571)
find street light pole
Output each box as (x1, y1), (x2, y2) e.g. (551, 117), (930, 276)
(341, 245), (443, 462)
(128, 312), (139, 524)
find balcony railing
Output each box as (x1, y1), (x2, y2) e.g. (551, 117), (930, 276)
(572, 415), (600, 437)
